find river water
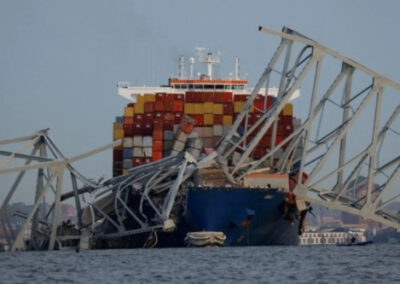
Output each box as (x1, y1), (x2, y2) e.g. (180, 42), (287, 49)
(0, 244), (399, 283)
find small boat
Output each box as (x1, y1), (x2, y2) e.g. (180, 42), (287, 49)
(337, 240), (373, 246)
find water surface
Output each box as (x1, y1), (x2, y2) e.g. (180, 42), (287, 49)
(0, 244), (399, 283)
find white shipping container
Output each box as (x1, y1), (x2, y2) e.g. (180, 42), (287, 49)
(193, 127), (204, 137)
(173, 140), (185, 152)
(223, 126), (231, 136)
(143, 136), (153, 147)
(213, 125), (223, 136)
(203, 127), (213, 138)
(123, 137), (133, 148)
(133, 136), (143, 147)
(175, 131), (188, 143)
(143, 147), (152, 157)
(133, 147), (144, 157)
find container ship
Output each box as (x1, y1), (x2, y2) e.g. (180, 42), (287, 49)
(106, 49), (305, 248)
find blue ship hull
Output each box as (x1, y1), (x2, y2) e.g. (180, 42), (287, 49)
(182, 187), (300, 246)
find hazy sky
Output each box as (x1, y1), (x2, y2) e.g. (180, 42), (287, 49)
(1, 0), (400, 202)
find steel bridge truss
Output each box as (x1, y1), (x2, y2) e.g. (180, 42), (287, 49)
(0, 129), (214, 251)
(217, 26), (400, 230)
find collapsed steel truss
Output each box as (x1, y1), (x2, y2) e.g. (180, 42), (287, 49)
(218, 26), (400, 229)
(0, 26), (399, 251)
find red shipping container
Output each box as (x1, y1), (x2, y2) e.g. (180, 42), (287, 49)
(133, 122), (143, 134)
(175, 112), (183, 124)
(164, 100), (174, 112)
(163, 112), (175, 121)
(113, 149), (123, 161)
(153, 129), (163, 141)
(277, 124), (285, 136)
(152, 151), (163, 161)
(155, 93), (166, 102)
(163, 120), (174, 130)
(173, 100), (184, 112)
(253, 100), (265, 113)
(223, 103), (233, 115)
(133, 157), (145, 167)
(153, 118), (163, 130)
(223, 92), (233, 102)
(283, 124), (294, 136)
(134, 114), (144, 122)
(174, 94), (184, 101)
(280, 115), (293, 125)
(144, 102), (154, 113)
(153, 141), (163, 151)
(123, 124), (134, 137)
(214, 115), (223, 124)
(124, 117), (134, 125)
(214, 92), (224, 103)
(190, 114), (204, 126)
(252, 147), (267, 159)
(154, 112), (163, 119)
(154, 101), (164, 112)
(143, 123), (153, 135)
(203, 92), (214, 102)
(185, 91), (196, 103)
(144, 157), (152, 164)
(144, 113), (153, 124)
(275, 135), (284, 145)
(260, 134), (271, 146)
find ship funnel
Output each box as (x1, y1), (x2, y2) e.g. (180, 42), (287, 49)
(189, 57), (195, 79)
(234, 57), (240, 79)
(179, 56), (185, 79)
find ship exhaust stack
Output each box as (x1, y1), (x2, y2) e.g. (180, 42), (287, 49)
(234, 57), (240, 79)
(179, 56), (185, 79)
(189, 57), (195, 79)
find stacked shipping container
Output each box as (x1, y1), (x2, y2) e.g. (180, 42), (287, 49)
(113, 91), (294, 177)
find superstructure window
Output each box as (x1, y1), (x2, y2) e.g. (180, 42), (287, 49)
(216, 85), (224, 89)
(188, 84), (194, 89)
(194, 84), (203, 89)
(204, 85), (214, 89)
(181, 84), (187, 89)
(225, 85), (232, 89)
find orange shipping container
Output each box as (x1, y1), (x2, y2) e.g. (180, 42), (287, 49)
(144, 102), (154, 113)
(204, 114), (213, 125)
(124, 106), (134, 117)
(153, 129), (163, 141)
(154, 101), (164, 112)
(194, 103), (204, 114)
(153, 140), (163, 152)
(223, 115), (233, 125)
(134, 103), (144, 114)
(173, 100), (184, 112)
(203, 102), (214, 113)
(212, 104), (223, 115)
(152, 151), (163, 161)
(184, 103), (195, 114)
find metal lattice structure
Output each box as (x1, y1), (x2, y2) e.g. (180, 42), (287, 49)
(217, 26), (400, 229)
(1, 26), (399, 251)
